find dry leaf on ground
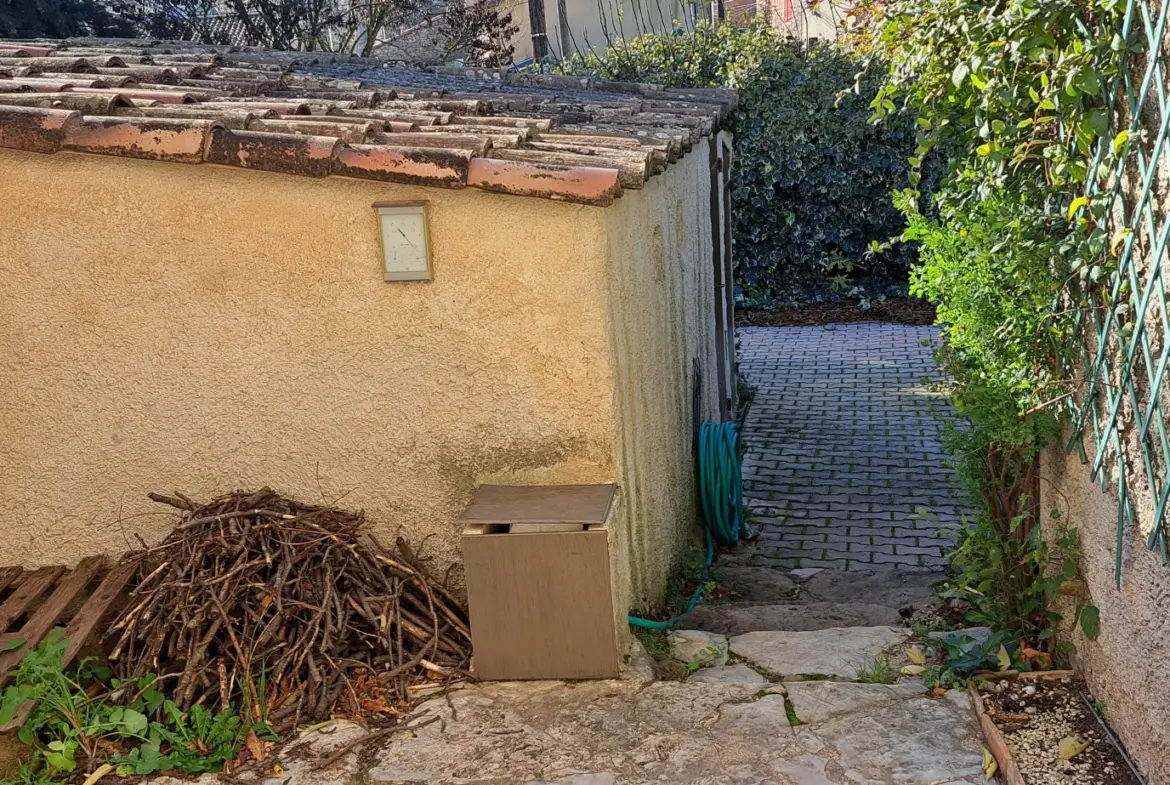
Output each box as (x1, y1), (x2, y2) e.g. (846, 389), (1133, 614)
(1059, 734), (1090, 760)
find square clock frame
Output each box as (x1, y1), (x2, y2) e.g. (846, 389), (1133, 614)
(375, 202), (433, 281)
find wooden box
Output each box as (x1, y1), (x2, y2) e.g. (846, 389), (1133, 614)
(461, 484), (619, 680)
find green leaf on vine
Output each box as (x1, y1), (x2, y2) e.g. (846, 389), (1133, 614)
(952, 62), (970, 88)
(1079, 606), (1101, 641)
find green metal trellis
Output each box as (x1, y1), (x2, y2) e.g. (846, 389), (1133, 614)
(1070, 0), (1170, 585)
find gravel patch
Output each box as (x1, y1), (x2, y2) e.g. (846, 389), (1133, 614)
(979, 678), (1141, 785)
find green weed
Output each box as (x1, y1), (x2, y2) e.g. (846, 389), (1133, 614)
(856, 658), (896, 685)
(0, 630), (263, 785)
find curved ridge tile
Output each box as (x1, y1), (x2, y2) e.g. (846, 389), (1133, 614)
(467, 157), (622, 206)
(63, 116), (221, 163)
(0, 105), (78, 153)
(334, 143), (471, 188)
(207, 128), (340, 176)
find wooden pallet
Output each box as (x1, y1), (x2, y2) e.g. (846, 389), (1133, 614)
(0, 556), (135, 728)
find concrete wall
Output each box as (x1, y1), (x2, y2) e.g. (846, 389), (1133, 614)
(1041, 437), (1170, 785)
(602, 133), (723, 615)
(0, 149), (617, 573)
(0, 141), (722, 626)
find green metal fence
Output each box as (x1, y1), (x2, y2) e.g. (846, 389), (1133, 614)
(1071, 0), (1170, 583)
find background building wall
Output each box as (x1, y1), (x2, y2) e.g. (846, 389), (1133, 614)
(761, 0), (849, 41)
(1041, 438), (1170, 785)
(0, 148), (619, 575)
(510, 0), (703, 63)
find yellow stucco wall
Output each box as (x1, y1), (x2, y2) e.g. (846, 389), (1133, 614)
(0, 139), (722, 642)
(0, 149), (618, 572)
(602, 135), (723, 615)
(1041, 438), (1170, 784)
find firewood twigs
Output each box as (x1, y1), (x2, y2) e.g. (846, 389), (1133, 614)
(105, 489), (472, 735)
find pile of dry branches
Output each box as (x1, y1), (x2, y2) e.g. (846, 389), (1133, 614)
(106, 489), (471, 733)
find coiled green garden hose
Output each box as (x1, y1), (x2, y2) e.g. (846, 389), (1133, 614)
(628, 420), (747, 630)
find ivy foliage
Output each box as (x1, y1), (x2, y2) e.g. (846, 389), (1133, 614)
(868, 0), (1130, 421)
(563, 22), (920, 305)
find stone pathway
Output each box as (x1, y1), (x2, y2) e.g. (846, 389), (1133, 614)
(738, 324), (966, 572)
(206, 323), (987, 785)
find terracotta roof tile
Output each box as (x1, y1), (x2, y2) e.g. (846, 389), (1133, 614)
(69, 87), (199, 104)
(0, 104), (76, 153)
(207, 128), (339, 176)
(0, 45), (56, 57)
(0, 37), (735, 205)
(467, 157), (622, 206)
(63, 115), (218, 162)
(335, 143), (471, 187)
(0, 92), (133, 112)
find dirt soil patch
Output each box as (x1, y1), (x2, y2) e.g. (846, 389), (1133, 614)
(737, 297), (937, 327)
(979, 678), (1141, 785)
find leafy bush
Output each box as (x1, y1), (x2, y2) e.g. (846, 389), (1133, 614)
(863, 0), (1125, 652)
(933, 369), (1098, 654)
(0, 0), (135, 37)
(563, 22), (920, 305)
(869, 0), (1127, 416)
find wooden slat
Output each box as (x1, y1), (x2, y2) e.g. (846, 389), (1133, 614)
(0, 567), (24, 597)
(0, 557), (105, 680)
(58, 560), (136, 666)
(0, 559), (137, 731)
(0, 566), (65, 631)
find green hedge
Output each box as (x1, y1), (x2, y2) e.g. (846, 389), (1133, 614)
(564, 23), (919, 305)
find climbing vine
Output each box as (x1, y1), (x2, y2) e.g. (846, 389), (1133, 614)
(867, 0), (1130, 419)
(861, 0), (1133, 645)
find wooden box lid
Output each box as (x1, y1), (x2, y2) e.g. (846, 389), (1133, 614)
(460, 484), (616, 530)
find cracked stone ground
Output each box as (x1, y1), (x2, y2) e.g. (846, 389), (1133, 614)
(184, 325), (985, 785)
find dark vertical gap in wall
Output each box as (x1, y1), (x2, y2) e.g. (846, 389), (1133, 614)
(709, 136), (730, 421)
(721, 139), (736, 412)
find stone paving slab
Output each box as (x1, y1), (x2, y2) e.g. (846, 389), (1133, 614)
(738, 325), (970, 572)
(344, 679), (988, 785)
(681, 601), (902, 635)
(728, 626), (910, 680)
(786, 680), (926, 725)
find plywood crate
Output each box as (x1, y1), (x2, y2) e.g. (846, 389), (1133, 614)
(461, 484), (619, 680)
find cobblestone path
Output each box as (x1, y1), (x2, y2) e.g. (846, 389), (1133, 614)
(738, 323), (968, 572)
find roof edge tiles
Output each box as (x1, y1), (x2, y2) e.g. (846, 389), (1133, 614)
(0, 38), (735, 205)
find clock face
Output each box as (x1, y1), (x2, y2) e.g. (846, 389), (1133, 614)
(377, 205), (431, 281)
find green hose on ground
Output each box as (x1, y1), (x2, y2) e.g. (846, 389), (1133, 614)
(628, 421), (747, 630)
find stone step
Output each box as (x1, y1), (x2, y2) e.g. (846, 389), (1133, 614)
(678, 600), (903, 635)
(685, 563), (945, 632)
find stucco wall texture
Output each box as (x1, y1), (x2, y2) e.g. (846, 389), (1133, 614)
(603, 134), (723, 615)
(1041, 438), (1170, 785)
(0, 143), (719, 629)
